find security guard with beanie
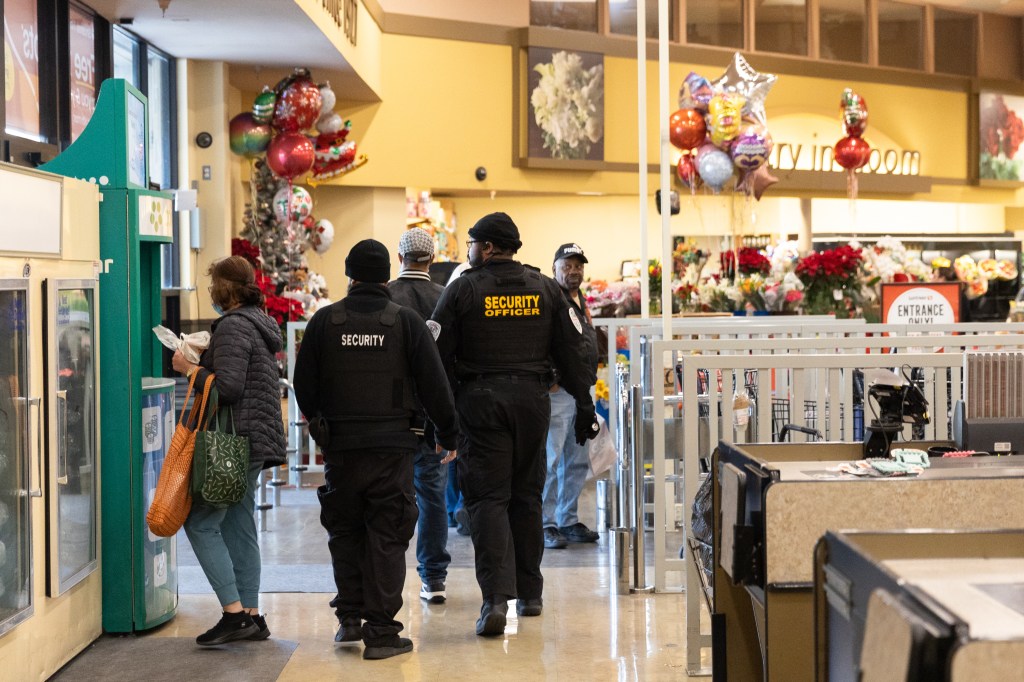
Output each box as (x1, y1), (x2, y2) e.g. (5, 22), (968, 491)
(429, 212), (599, 637)
(292, 238), (458, 661)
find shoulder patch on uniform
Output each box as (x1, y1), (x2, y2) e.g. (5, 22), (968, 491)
(568, 307), (583, 334)
(426, 319), (442, 340)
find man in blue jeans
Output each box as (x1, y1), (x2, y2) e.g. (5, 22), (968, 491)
(388, 228), (454, 602)
(543, 243), (601, 549)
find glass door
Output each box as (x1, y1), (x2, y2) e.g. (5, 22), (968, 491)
(44, 279), (98, 595)
(0, 280), (34, 636)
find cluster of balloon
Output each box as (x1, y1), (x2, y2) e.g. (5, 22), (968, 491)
(228, 67), (368, 183)
(833, 89), (871, 199)
(668, 53), (779, 200)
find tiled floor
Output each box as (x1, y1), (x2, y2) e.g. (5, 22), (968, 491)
(160, 482), (699, 681)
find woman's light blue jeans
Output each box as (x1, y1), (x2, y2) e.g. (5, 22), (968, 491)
(184, 461), (262, 608)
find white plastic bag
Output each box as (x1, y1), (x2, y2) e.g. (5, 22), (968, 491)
(152, 326), (211, 364)
(587, 414), (617, 480)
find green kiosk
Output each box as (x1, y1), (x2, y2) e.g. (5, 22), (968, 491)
(42, 79), (179, 632)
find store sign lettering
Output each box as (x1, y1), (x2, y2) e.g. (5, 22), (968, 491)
(770, 142), (921, 176)
(320, 0), (357, 46)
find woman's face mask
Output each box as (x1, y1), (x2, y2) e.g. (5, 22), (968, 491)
(212, 303), (224, 316)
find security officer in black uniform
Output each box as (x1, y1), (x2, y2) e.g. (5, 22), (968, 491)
(429, 212), (599, 637)
(293, 239), (458, 660)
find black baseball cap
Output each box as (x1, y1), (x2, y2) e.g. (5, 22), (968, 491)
(554, 243), (588, 264)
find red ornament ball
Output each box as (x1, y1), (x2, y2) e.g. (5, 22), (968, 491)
(834, 136), (871, 170)
(273, 78), (323, 133)
(266, 132), (315, 180)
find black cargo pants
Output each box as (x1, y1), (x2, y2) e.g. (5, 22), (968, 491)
(318, 449), (418, 644)
(455, 375), (551, 602)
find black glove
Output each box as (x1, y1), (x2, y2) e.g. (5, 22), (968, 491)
(574, 403), (600, 446)
(308, 414), (330, 449)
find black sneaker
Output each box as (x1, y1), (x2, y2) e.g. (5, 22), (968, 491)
(516, 598), (543, 617)
(455, 507), (471, 536)
(363, 636), (413, 660)
(559, 522), (600, 543)
(334, 617), (362, 643)
(544, 527), (568, 549)
(196, 611), (259, 646)
(247, 613), (271, 641)
(475, 598), (508, 637)
(420, 581), (446, 604)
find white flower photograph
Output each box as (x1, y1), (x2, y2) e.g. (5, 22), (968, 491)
(527, 47), (604, 162)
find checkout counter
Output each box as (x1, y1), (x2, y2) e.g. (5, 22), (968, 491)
(711, 440), (1024, 681)
(815, 529), (1024, 681)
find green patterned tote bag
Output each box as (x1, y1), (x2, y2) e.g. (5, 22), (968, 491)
(193, 388), (250, 508)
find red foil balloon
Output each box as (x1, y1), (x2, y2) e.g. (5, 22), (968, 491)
(273, 78), (323, 133)
(676, 154), (701, 190)
(266, 132), (315, 179)
(834, 136), (871, 170)
(668, 108), (707, 151)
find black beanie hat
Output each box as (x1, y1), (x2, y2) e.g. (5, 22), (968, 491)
(468, 212), (523, 251)
(345, 239), (391, 283)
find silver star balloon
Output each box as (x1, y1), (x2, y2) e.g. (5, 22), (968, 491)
(710, 53), (777, 126)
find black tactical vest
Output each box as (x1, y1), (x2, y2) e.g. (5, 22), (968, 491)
(323, 300), (416, 429)
(457, 265), (553, 375)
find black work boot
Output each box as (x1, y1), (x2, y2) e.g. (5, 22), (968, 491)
(475, 597), (509, 637)
(516, 598), (543, 617)
(363, 636), (414, 660)
(196, 611), (259, 646)
(334, 617), (362, 643)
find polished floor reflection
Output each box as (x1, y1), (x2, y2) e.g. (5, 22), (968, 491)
(158, 483), (697, 681)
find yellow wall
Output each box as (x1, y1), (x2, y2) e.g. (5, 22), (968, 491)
(326, 33), (1021, 199)
(221, 33), (1024, 294)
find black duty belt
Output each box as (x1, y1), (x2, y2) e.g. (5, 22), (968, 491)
(461, 373), (547, 384)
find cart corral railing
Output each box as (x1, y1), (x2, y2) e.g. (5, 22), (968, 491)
(643, 341), (1024, 677)
(594, 317), (1024, 449)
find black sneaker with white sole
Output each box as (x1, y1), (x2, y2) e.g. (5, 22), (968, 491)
(420, 581), (446, 604)
(195, 611), (259, 646)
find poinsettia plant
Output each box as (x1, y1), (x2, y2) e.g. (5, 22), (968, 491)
(795, 244), (864, 317)
(720, 247), (771, 277)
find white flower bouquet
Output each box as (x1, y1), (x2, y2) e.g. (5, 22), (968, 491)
(531, 51), (604, 160)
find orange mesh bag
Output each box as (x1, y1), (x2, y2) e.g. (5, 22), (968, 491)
(146, 372), (213, 537)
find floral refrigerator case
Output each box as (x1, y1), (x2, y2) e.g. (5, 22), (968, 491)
(0, 164), (103, 680)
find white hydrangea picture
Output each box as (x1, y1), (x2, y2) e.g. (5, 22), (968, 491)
(527, 47), (604, 162)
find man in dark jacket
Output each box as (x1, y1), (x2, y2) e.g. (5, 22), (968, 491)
(293, 239), (458, 661)
(429, 212), (599, 637)
(543, 243), (601, 549)
(388, 227), (453, 606)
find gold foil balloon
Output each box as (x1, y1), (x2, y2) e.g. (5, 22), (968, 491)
(708, 93), (745, 148)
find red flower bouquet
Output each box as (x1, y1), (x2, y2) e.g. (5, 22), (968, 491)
(795, 245), (864, 317)
(720, 247), (771, 277)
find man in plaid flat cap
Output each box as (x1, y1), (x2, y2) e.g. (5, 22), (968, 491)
(388, 227), (455, 607)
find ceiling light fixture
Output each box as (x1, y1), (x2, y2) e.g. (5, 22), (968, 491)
(158, 0), (171, 17)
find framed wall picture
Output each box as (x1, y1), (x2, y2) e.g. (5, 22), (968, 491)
(979, 91), (1024, 183)
(523, 46), (604, 167)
